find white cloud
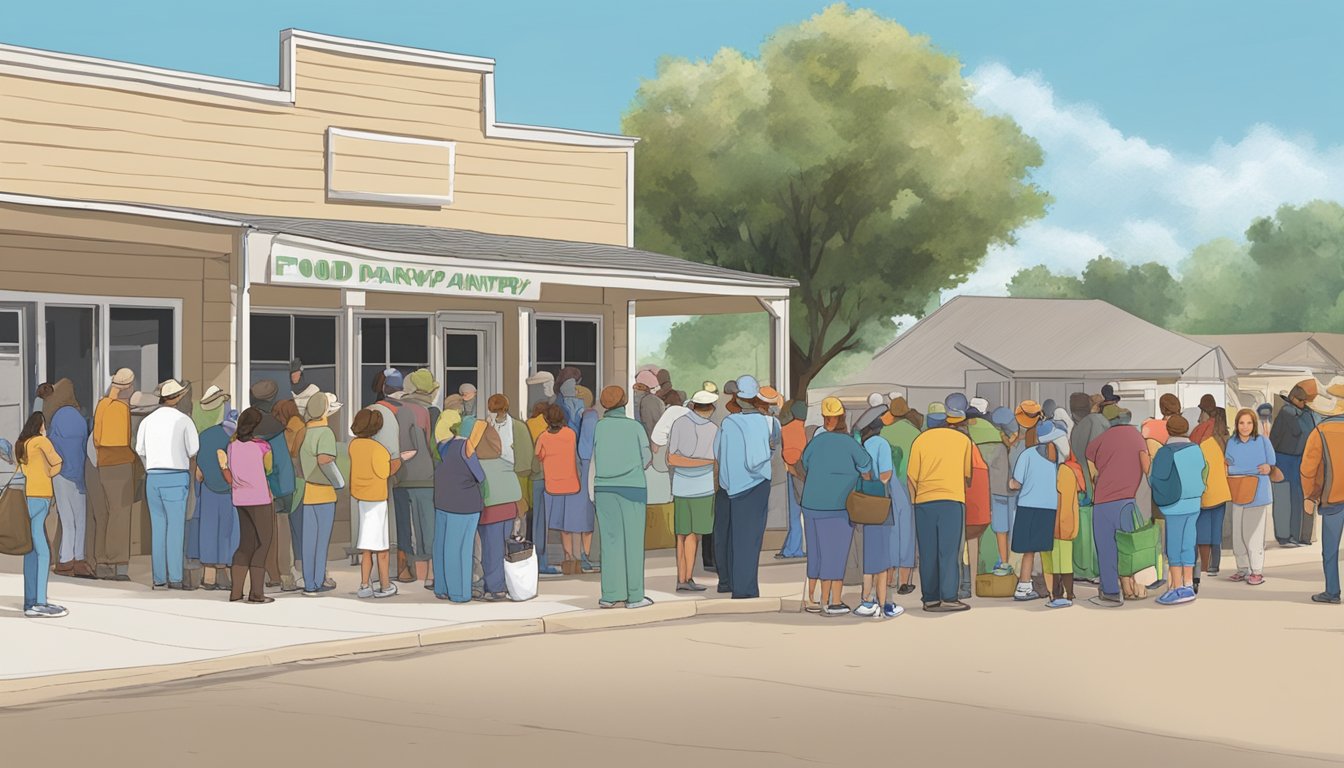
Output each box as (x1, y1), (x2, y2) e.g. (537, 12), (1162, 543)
(960, 62), (1344, 297)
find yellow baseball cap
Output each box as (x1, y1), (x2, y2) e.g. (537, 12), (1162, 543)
(820, 397), (844, 417)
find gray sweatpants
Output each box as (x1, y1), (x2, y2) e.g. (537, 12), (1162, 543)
(53, 474), (87, 564)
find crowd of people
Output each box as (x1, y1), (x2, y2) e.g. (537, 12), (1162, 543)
(7, 359), (1344, 621)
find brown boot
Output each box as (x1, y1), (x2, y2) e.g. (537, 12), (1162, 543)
(54, 561), (75, 576)
(397, 551), (415, 583)
(72, 560), (96, 579)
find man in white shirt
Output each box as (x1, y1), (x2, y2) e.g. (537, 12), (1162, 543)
(135, 379), (200, 590)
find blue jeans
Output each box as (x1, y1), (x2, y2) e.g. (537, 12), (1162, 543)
(478, 519), (508, 595)
(726, 480), (770, 599)
(1279, 453), (1308, 543)
(712, 487), (733, 589)
(1093, 498), (1137, 598)
(23, 497), (52, 608)
(531, 480), (551, 567)
(914, 500), (964, 605)
(394, 487), (414, 556)
(146, 470), (190, 585)
(779, 474), (805, 557)
(1165, 513), (1199, 568)
(1321, 504), (1344, 598)
(434, 510), (480, 602)
(301, 503), (335, 590)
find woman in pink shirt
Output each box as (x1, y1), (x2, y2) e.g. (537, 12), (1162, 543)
(221, 407), (276, 604)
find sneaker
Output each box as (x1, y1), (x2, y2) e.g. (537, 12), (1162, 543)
(1312, 592), (1341, 604)
(538, 564), (562, 576)
(677, 582), (696, 592)
(1284, 540), (1302, 548)
(317, 583), (337, 594)
(168, 581), (196, 591)
(323, 578), (337, 589)
(374, 583), (399, 599)
(598, 600), (622, 609)
(853, 601), (880, 618)
(356, 585), (375, 599)
(1175, 586), (1197, 604)
(581, 556), (600, 573)
(1089, 594), (1124, 608)
(626, 597), (655, 609)
(1155, 590), (1183, 606)
(824, 603), (852, 616)
(28, 604), (68, 618)
(483, 591), (507, 602)
(1246, 573), (1265, 586)
(684, 579), (707, 592)
(897, 583), (916, 596)
(1045, 598), (1072, 609)
(1207, 567), (1220, 577)
(1013, 585), (1040, 602)
(992, 562), (1014, 577)
(882, 603), (904, 618)
(302, 589), (321, 597)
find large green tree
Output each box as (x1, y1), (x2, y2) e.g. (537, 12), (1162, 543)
(624, 4), (1049, 395)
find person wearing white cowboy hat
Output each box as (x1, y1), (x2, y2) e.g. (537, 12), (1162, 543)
(134, 379), (199, 590)
(1302, 387), (1344, 604)
(193, 385), (237, 592)
(298, 392), (344, 596)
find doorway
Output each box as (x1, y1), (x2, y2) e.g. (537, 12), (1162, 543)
(437, 313), (501, 405)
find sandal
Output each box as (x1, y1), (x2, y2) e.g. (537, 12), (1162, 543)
(803, 601), (823, 614)
(1247, 574), (1265, 586)
(1229, 572), (1247, 582)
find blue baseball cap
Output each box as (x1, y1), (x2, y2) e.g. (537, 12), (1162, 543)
(383, 367), (404, 391)
(735, 375), (760, 400)
(989, 406), (1017, 433)
(926, 412), (948, 429)
(945, 392), (969, 414)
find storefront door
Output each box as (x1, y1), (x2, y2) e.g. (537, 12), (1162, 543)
(437, 313), (501, 406)
(44, 304), (97, 422)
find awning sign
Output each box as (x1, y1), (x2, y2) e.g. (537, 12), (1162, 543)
(267, 245), (540, 300)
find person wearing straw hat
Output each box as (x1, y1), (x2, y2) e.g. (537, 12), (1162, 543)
(1301, 387), (1344, 604)
(194, 385), (238, 592)
(299, 392), (344, 596)
(135, 379), (199, 590)
(907, 400), (975, 612)
(92, 368), (137, 581)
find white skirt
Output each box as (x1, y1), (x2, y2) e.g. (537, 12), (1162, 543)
(356, 499), (390, 551)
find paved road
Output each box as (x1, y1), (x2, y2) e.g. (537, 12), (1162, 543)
(3, 565), (1342, 768)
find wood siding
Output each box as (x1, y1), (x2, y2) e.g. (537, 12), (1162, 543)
(0, 46), (629, 244)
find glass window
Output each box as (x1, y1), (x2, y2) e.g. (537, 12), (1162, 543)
(251, 313), (338, 401)
(45, 306), (96, 420)
(443, 332), (481, 400)
(533, 317), (599, 391)
(359, 316), (429, 408)
(0, 311), (18, 355)
(109, 307), (174, 400)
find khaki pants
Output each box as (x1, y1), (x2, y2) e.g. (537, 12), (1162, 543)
(94, 463), (134, 566)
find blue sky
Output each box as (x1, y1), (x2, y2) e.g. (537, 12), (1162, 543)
(9, 1), (1344, 353)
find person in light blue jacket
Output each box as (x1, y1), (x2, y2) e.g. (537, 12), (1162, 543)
(1151, 415), (1208, 605)
(1225, 408), (1276, 585)
(713, 375), (779, 600)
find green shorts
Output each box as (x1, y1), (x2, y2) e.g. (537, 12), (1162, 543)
(674, 495), (715, 536)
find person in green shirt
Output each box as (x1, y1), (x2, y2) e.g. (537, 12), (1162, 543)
(879, 397), (921, 594)
(592, 386), (653, 609)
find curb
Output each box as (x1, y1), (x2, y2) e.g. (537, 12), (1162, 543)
(0, 600), (784, 707)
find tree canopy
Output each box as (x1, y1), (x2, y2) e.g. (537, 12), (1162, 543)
(1009, 201), (1344, 334)
(624, 4), (1049, 396)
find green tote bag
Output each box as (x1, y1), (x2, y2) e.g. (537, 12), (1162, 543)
(1116, 503), (1160, 577)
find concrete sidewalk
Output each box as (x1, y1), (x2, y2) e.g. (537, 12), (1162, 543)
(0, 548), (805, 702)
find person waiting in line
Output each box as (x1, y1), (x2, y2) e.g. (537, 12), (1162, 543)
(364, 369), (403, 582)
(952, 394), (993, 601)
(524, 371), (561, 576)
(219, 407), (277, 604)
(432, 408), (485, 602)
(1301, 391), (1344, 604)
(350, 407), (402, 599)
(1225, 408), (1276, 587)
(92, 368), (136, 582)
(713, 375), (779, 600)
(1150, 415), (1208, 606)
(555, 367), (586, 435)
(1141, 394), (1184, 588)
(468, 394), (527, 602)
(572, 385), (601, 573)
(703, 379), (740, 575)
(633, 369), (665, 440)
(667, 387), (720, 591)
(854, 409), (903, 619)
(42, 379), (91, 580)
(1009, 420), (1067, 603)
(389, 372), (435, 587)
(534, 404), (582, 574)
(776, 399), (808, 561)
(880, 398), (922, 594)
(1271, 381), (1318, 548)
(1085, 405), (1150, 606)
(16, 412), (67, 618)
(1193, 407), (1232, 590)
(273, 396), (310, 590)
(1043, 423), (1085, 608)
(195, 386), (236, 592)
(592, 386), (653, 609)
(299, 392), (344, 596)
(136, 379), (199, 591)
(799, 397), (865, 615)
(249, 381), (298, 592)
(907, 400), (974, 613)
(985, 407), (1021, 577)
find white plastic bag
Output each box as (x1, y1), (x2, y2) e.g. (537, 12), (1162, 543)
(504, 538), (538, 601)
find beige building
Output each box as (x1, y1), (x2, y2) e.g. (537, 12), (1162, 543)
(0, 30), (794, 551)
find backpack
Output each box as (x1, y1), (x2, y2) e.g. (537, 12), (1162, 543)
(1151, 443), (1200, 508)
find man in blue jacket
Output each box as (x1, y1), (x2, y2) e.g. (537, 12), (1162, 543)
(1151, 415), (1208, 605)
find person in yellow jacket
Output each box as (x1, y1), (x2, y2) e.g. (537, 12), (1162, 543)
(1194, 411), (1232, 591)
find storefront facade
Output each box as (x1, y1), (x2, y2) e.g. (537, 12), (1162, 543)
(0, 30), (794, 547)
